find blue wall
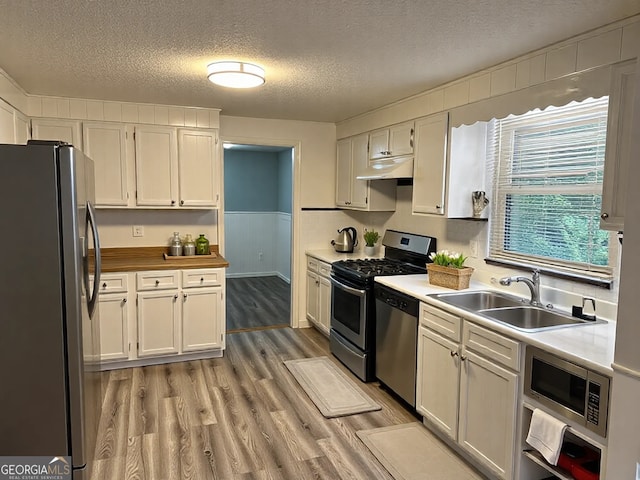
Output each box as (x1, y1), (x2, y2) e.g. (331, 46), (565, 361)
(224, 149), (292, 213)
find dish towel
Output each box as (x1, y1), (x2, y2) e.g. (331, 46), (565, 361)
(526, 408), (568, 465)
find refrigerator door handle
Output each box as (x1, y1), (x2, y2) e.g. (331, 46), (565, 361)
(86, 200), (101, 318)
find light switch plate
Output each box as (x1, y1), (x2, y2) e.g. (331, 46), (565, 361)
(133, 225), (144, 237)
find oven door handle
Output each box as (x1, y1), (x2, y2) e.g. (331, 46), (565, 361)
(330, 277), (366, 297)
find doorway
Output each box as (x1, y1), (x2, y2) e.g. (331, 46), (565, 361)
(223, 143), (293, 333)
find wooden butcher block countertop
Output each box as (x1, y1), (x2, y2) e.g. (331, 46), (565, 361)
(98, 246), (230, 273)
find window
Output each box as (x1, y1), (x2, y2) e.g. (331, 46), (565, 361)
(488, 97), (613, 279)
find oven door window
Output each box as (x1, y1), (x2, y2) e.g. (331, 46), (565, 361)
(331, 281), (367, 349)
(531, 358), (586, 415)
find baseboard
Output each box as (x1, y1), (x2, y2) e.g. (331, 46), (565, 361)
(226, 271), (279, 279)
(276, 272), (291, 284)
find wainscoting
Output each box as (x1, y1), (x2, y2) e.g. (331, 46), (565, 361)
(225, 211), (291, 281)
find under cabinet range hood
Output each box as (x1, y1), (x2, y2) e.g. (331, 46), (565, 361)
(356, 156), (414, 180)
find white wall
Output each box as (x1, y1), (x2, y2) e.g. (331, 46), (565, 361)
(225, 211), (291, 281)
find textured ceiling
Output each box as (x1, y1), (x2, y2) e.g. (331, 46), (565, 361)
(0, 1), (639, 123)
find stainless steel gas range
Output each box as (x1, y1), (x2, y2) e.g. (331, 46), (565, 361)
(329, 230), (436, 383)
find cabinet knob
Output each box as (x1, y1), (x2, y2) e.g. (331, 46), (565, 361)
(171, 200), (176, 205)
(200, 277), (204, 282)
(155, 280), (160, 286)
(180, 200), (184, 205)
(102, 282), (107, 288)
(460, 355), (467, 362)
(436, 205), (442, 210)
(450, 351), (458, 357)
(601, 212), (609, 219)
(174, 294), (178, 300)
(123, 298), (127, 303)
(183, 293), (187, 299)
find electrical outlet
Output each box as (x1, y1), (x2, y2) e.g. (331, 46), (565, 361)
(132, 225), (144, 237)
(258, 252), (264, 261)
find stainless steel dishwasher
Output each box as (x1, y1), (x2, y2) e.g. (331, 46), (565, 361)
(374, 283), (419, 407)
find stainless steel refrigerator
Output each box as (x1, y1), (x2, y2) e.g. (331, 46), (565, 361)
(0, 141), (102, 479)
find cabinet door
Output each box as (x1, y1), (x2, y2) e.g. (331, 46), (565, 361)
(350, 133), (369, 209)
(83, 122), (129, 207)
(416, 326), (460, 441)
(458, 350), (517, 480)
(369, 128), (390, 160)
(31, 118), (82, 149)
(137, 291), (180, 357)
(0, 100), (15, 144)
(182, 287), (223, 352)
(178, 129), (218, 207)
(601, 60), (636, 231)
(98, 294), (129, 361)
(317, 275), (331, 335)
(14, 111), (30, 145)
(336, 138), (352, 207)
(412, 112), (448, 215)
(306, 270), (319, 325)
(135, 125), (178, 206)
(389, 121), (414, 157)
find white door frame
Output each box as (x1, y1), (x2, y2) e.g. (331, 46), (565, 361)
(219, 136), (301, 328)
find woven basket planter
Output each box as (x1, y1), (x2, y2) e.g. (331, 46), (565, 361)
(427, 264), (474, 290)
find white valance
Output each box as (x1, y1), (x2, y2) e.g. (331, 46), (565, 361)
(449, 65), (613, 128)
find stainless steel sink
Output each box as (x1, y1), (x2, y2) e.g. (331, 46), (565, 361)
(429, 290), (604, 331)
(429, 290), (526, 311)
(478, 306), (599, 331)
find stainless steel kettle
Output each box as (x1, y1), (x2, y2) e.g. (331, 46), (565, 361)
(331, 227), (358, 253)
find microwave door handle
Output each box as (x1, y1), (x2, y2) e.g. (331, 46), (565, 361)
(86, 201), (101, 319)
(330, 277), (366, 297)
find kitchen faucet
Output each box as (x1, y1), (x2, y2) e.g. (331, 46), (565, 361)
(499, 270), (542, 307)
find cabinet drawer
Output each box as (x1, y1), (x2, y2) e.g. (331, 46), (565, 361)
(90, 273), (128, 294)
(463, 321), (521, 371)
(421, 303), (461, 342)
(182, 268), (223, 288)
(136, 271), (180, 291)
(318, 261), (331, 278)
(307, 257), (319, 273)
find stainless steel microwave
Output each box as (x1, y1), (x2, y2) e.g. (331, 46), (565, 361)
(524, 346), (610, 438)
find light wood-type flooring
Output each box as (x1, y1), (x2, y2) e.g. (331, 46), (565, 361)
(226, 276), (291, 332)
(92, 327), (482, 480)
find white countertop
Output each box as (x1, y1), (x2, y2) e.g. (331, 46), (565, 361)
(305, 248), (384, 264)
(376, 274), (616, 375)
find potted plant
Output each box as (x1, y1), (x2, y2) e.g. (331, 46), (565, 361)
(363, 229), (380, 256)
(427, 250), (474, 290)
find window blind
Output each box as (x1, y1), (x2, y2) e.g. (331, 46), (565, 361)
(487, 97), (612, 276)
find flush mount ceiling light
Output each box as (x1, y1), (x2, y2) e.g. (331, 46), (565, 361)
(207, 61), (265, 88)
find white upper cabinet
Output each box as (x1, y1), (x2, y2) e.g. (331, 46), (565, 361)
(134, 125), (179, 207)
(31, 118), (82, 149)
(13, 111), (30, 145)
(83, 122), (129, 207)
(412, 112), (448, 215)
(335, 133), (395, 211)
(0, 100), (14, 144)
(178, 129), (218, 207)
(601, 59), (637, 231)
(369, 121), (414, 161)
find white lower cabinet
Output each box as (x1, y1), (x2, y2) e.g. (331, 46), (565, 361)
(417, 303), (520, 480)
(97, 294), (129, 361)
(305, 255), (331, 334)
(137, 289), (181, 357)
(182, 286), (223, 352)
(95, 268), (225, 367)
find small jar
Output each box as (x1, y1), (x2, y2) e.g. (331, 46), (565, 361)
(196, 234), (210, 255)
(182, 234), (196, 256)
(169, 232), (182, 256)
